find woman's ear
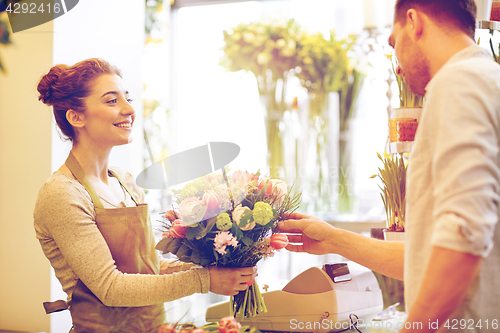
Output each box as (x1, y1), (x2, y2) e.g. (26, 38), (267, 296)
(66, 110), (85, 128)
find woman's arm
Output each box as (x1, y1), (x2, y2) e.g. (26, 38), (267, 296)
(35, 174), (253, 307)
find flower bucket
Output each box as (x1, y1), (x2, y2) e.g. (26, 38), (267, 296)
(383, 230), (406, 242)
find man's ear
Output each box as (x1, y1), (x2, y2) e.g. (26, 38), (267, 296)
(406, 8), (424, 41)
(66, 110), (85, 128)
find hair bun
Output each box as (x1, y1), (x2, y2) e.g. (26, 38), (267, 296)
(37, 64), (69, 105)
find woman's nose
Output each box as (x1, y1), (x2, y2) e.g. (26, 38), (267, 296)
(122, 99), (135, 116)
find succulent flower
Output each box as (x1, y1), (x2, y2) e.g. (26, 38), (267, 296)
(216, 213), (232, 231)
(253, 202), (273, 225)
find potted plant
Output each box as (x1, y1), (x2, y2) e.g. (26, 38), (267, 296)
(388, 55), (423, 154)
(370, 153), (406, 241)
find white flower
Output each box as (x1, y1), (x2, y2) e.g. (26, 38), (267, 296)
(271, 179), (288, 206)
(215, 184), (232, 211)
(232, 204), (255, 231)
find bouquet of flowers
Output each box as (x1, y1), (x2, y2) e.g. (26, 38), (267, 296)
(155, 170), (301, 319)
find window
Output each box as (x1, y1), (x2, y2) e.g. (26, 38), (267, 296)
(143, 0), (396, 324)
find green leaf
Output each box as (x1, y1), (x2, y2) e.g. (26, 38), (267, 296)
(166, 238), (183, 254)
(239, 210), (253, 228)
(186, 225), (203, 240)
(176, 244), (193, 260)
(195, 217), (217, 240)
(200, 257), (212, 266)
(241, 236), (253, 246)
(262, 220), (275, 229)
(231, 222), (244, 240)
(190, 250), (201, 265)
(154, 237), (173, 253)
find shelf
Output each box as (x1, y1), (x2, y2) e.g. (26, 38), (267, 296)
(388, 141), (414, 154)
(476, 20), (500, 31)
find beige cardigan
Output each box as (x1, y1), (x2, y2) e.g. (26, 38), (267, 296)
(34, 168), (209, 307)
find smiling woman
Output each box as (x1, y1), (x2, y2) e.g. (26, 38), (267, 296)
(33, 58), (258, 332)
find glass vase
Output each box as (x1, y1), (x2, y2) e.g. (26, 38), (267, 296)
(257, 71), (288, 180)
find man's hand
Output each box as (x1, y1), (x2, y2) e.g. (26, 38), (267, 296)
(278, 212), (337, 255)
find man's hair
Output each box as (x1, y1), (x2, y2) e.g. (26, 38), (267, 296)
(394, 0), (476, 38)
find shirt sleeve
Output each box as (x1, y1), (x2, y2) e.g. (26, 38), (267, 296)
(428, 66), (500, 257)
(34, 174), (209, 308)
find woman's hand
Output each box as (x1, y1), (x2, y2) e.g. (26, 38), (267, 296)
(208, 266), (257, 296)
(278, 212), (336, 255)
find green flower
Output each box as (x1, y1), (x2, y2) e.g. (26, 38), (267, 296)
(216, 213), (232, 231)
(253, 202), (273, 225)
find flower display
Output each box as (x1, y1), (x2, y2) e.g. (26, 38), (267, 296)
(156, 169), (301, 319)
(218, 316), (242, 333)
(220, 18), (302, 79)
(157, 315), (254, 333)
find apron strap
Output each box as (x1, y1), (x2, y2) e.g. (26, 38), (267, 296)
(65, 152), (105, 209)
(108, 169), (140, 206)
(43, 300), (69, 314)
(65, 152), (140, 207)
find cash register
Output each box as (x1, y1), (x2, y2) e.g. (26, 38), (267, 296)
(206, 261), (384, 332)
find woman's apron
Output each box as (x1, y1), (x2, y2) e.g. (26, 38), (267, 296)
(44, 153), (165, 332)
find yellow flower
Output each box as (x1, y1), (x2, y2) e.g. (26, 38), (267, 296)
(303, 56), (314, 65)
(243, 32), (255, 43)
(257, 52), (270, 65)
(231, 32), (241, 42)
(275, 38), (286, 49)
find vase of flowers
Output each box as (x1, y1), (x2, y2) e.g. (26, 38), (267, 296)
(220, 19), (302, 180)
(370, 153), (406, 241)
(294, 31), (361, 214)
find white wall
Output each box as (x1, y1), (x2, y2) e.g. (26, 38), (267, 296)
(0, 13), (53, 333)
(0, 0), (145, 331)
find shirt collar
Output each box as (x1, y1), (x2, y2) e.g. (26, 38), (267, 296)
(425, 45), (492, 93)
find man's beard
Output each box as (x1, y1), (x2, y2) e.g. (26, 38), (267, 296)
(401, 46), (431, 97)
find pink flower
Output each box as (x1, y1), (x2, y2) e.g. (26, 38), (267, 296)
(192, 329), (206, 333)
(164, 210), (179, 222)
(218, 316), (241, 333)
(258, 178), (273, 196)
(214, 231), (238, 255)
(158, 324), (176, 333)
(232, 170), (259, 184)
(204, 174), (222, 183)
(203, 190), (220, 213)
(271, 179), (288, 206)
(179, 197), (207, 225)
(269, 233), (289, 250)
(170, 219), (189, 238)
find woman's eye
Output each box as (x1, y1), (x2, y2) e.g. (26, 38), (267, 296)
(127, 98), (133, 104)
(107, 99), (117, 104)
